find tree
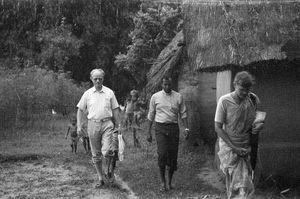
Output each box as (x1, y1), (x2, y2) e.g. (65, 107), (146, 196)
(115, 2), (182, 89)
(0, 0), (140, 87)
(37, 20), (83, 72)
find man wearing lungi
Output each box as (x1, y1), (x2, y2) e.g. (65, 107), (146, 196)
(215, 71), (264, 198)
(147, 74), (190, 192)
(76, 68), (121, 188)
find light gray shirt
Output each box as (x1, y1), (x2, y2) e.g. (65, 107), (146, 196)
(148, 90), (187, 123)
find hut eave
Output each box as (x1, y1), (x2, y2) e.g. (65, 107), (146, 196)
(195, 58), (300, 73)
(146, 30), (184, 93)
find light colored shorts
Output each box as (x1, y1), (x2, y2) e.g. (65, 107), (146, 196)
(88, 119), (114, 163)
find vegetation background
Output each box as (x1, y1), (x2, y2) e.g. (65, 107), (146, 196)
(0, 0), (182, 132)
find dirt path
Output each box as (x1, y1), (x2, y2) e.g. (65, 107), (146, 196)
(0, 155), (136, 199)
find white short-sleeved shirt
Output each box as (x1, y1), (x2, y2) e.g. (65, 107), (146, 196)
(147, 90), (187, 123)
(77, 86), (119, 120)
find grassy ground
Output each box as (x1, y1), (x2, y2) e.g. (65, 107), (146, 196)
(117, 121), (300, 199)
(117, 123), (221, 199)
(0, 119), (129, 199)
(0, 118), (299, 198)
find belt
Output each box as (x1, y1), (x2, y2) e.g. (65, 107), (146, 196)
(89, 117), (112, 123)
(155, 122), (178, 126)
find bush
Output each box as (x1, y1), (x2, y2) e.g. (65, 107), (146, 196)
(0, 67), (86, 131)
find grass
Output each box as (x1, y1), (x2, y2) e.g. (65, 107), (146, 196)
(1, 117), (299, 199)
(117, 121), (300, 199)
(0, 117), (128, 199)
(118, 122), (224, 199)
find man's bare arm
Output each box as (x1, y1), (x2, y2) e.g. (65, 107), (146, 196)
(182, 117), (188, 130)
(181, 117), (190, 139)
(112, 108), (121, 128)
(77, 108), (85, 131)
(147, 119), (153, 143)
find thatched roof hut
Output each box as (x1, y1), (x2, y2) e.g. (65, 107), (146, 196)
(179, 0), (300, 182)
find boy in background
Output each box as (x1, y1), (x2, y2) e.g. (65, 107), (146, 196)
(137, 96), (147, 123)
(124, 89), (141, 147)
(81, 122), (91, 153)
(65, 116), (78, 153)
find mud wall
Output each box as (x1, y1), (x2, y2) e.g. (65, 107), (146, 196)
(178, 67), (217, 145)
(246, 66), (300, 179)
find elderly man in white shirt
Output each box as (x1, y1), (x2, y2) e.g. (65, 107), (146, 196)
(147, 74), (190, 192)
(77, 68), (121, 188)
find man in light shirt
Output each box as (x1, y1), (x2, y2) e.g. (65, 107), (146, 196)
(147, 75), (190, 192)
(77, 68), (121, 188)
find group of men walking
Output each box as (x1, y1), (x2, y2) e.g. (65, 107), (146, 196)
(75, 68), (263, 199)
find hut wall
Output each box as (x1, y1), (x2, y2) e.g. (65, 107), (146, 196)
(253, 70), (300, 143)
(216, 70), (232, 102)
(251, 69), (300, 178)
(178, 69), (217, 144)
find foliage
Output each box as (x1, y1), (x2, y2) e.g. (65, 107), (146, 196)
(115, 3), (183, 88)
(0, 67), (85, 129)
(0, 0), (140, 85)
(0, 0), (184, 125)
(37, 22), (83, 71)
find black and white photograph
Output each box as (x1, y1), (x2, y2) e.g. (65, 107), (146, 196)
(0, 0), (299, 198)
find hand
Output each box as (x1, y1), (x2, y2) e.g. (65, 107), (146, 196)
(183, 128), (190, 140)
(146, 135), (152, 143)
(77, 129), (84, 138)
(233, 147), (250, 157)
(116, 124), (122, 130)
(115, 124), (123, 134)
(252, 122), (264, 134)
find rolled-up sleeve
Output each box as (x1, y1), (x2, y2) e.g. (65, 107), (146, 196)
(77, 92), (87, 112)
(214, 97), (225, 123)
(179, 95), (187, 119)
(147, 95), (156, 121)
(111, 92), (119, 110)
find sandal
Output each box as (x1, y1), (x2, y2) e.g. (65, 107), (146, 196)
(94, 180), (105, 189)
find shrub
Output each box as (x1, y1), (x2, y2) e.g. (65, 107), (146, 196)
(0, 67), (86, 130)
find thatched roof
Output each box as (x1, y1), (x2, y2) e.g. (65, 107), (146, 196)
(183, 0), (300, 72)
(146, 30), (184, 94)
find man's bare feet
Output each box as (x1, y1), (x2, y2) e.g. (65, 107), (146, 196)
(94, 180), (105, 189)
(159, 183), (167, 192)
(107, 172), (115, 183)
(167, 184), (174, 190)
